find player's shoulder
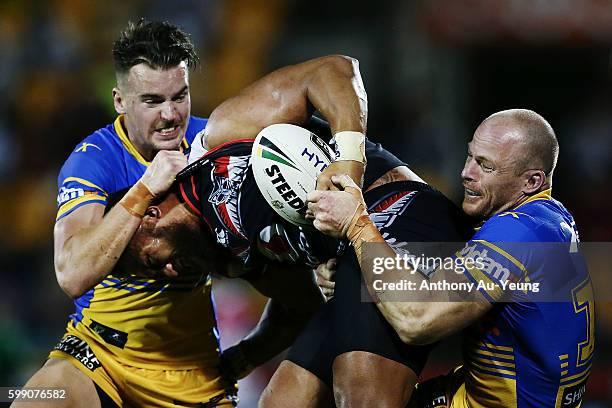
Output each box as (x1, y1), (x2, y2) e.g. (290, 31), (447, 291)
(476, 198), (568, 243)
(185, 116), (208, 144)
(63, 121), (123, 164)
(476, 211), (538, 242)
(58, 121), (123, 186)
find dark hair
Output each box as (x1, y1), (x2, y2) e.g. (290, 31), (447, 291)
(112, 19), (199, 74)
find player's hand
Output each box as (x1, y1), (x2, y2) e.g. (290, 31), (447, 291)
(140, 150), (187, 196)
(315, 258), (337, 301)
(316, 160), (364, 191)
(219, 342), (256, 381)
(307, 174), (367, 238)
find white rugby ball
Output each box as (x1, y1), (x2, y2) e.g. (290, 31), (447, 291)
(251, 124), (334, 227)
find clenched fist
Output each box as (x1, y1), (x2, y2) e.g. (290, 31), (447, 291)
(307, 175), (367, 238)
(140, 150), (187, 196)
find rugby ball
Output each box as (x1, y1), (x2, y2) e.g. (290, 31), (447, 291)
(251, 124), (334, 227)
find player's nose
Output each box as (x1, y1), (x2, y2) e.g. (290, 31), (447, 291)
(160, 101), (178, 121)
(461, 157), (477, 181)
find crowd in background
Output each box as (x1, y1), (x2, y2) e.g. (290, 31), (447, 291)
(1, 1), (611, 406)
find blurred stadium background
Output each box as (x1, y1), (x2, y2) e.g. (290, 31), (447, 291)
(0, 0), (611, 406)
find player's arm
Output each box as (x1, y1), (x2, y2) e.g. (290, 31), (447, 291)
(220, 262), (324, 379)
(307, 175), (491, 345)
(204, 55), (368, 188)
(54, 151), (186, 298)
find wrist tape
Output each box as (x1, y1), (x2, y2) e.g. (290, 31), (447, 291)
(119, 181), (155, 218)
(332, 131), (366, 163)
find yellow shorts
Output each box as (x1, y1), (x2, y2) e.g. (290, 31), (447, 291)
(49, 331), (237, 407)
(407, 366), (468, 408)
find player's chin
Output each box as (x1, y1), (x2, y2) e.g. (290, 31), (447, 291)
(462, 197), (484, 218)
(152, 133), (185, 151)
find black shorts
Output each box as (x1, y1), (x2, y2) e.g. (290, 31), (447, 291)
(287, 181), (473, 386)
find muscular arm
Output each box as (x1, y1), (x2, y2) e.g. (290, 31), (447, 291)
(54, 151), (186, 298)
(308, 176), (491, 345)
(54, 202), (144, 298)
(204, 55), (367, 148)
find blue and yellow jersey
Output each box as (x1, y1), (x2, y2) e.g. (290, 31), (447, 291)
(457, 189), (594, 408)
(54, 115), (221, 369)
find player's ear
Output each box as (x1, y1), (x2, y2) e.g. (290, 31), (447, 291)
(144, 206), (162, 219)
(113, 87), (126, 115)
(523, 169), (546, 194)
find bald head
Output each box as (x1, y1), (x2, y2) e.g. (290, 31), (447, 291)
(481, 109), (559, 182)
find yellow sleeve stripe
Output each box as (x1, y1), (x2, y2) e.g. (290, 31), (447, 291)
(463, 263), (505, 301)
(474, 240), (528, 277)
(471, 356), (516, 369)
(57, 195), (106, 219)
(470, 360), (517, 377)
(559, 354), (569, 360)
(63, 177), (108, 195)
(472, 349), (515, 361)
(561, 362), (569, 368)
(481, 342), (514, 352)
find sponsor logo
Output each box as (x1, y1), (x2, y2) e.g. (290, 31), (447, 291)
(560, 381), (587, 408)
(89, 320), (127, 349)
(459, 243), (511, 282)
(309, 134), (334, 163)
(54, 335), (101, 371)
(265, 165), (306, 213)
(259, 137), (300, 170)
(57, 186), (85, 206)
(75, 142), (101, 152)
(301, 147), (328, 173)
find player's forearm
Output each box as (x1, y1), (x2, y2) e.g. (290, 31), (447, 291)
(54, 183), (155, 298)
(349, 222), (436, 343)
(351, 217), (489, 345)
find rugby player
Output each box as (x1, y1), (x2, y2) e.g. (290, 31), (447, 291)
(12, 19), (235, 408)
(308, 109), (594, 407)
(131, 56), (473, 407)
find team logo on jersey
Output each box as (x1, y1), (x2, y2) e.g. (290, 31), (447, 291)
(75, 142), (101, 153)
(209, 177), (236, 205)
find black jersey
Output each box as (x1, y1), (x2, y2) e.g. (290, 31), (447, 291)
(177, 138), (406, 274)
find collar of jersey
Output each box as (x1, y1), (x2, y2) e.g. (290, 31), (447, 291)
(513, 188), (552, 210)
(114, 116), (150, 165)
(473, 188), (553, 231)
(113, 115), (190, 166)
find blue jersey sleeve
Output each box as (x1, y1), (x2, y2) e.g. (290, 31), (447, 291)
(56, 139), (115, 220)
(457, 211), (538, 302)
